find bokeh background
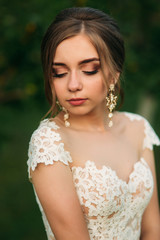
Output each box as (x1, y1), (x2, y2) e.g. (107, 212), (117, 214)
(1, 0), (160, 239)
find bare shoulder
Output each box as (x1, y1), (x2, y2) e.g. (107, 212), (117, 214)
(115, 111), (145, 135)
(115, 112), (148, 153)
(116, 111), (145, 126)
(116, 111), (160, 151)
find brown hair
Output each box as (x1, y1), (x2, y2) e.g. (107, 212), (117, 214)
(41, 7), (125, 117)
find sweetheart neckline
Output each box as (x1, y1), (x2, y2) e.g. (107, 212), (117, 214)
(71, 158), (151, 186)
(43, 119), (153, 186)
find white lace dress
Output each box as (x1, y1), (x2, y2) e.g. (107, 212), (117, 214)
(27, 112), (160, 240)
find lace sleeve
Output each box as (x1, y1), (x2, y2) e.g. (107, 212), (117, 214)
(143, 118), (160, 150)
(124, 112), (160, 151)
(27, 119), (72, 179)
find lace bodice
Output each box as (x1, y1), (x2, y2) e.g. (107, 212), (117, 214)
(27, 112), (160, 240)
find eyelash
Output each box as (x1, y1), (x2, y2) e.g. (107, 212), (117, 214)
(53, 70), (99, 78)
(53, 73), (67, 78)
(83, 69), (99, 75)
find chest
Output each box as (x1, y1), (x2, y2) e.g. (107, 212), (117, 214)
(71, 159), (154, 219)
(61, 130), (140, 181)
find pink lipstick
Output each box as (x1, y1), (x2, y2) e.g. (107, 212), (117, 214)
(67, 98), (87, 106)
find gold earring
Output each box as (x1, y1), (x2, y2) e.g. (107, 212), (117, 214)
(62, 107), (70, 127)
(56, 100), (70, 127)
(106, 84), (117, 127)
(56, 100), (62, 111)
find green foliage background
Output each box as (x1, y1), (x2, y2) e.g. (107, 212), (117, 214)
(1, 0), (160, 239)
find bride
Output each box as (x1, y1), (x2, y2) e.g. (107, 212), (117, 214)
(27, 7), (160, 240)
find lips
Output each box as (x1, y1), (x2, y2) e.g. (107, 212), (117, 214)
(67, 98), (87, 106)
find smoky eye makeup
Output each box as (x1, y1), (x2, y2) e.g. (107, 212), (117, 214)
(81, 63), (101, 75)
(52, 60), (101, 77)
(52, 67), (68, 78)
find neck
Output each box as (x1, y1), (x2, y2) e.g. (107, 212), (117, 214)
(58, 108), (115, 132)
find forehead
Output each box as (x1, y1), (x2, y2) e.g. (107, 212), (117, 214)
(54, 34), (99, 63)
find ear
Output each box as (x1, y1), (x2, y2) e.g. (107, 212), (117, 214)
(110, 72), (120, 85)
(115, 72), (120, 84)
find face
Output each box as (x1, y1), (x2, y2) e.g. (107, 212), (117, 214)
(52, 34), (111, 117)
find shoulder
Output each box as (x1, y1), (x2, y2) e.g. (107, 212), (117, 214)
(27, 118), (72, 179)
(118, 111), (160, 150)
(30, 118), (61, 144)
(119, 111), (146, 124)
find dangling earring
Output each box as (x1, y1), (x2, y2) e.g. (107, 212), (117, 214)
(56, 100), (62, 111)
(106, 84), (117, 128)
(56, 100), (70, 127)
(62, 107), (70, 127)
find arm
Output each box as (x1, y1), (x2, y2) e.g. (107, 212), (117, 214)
(31, 161), (90, 240)
(140, 149), (160, 240)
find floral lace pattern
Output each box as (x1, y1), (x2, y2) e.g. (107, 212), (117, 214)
(27, 112), (160, 240)
(27, 119), (72, 179)
(72, 158), (153, 240)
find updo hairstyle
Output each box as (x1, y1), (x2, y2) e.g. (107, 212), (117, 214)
(41, 7), (125, 117)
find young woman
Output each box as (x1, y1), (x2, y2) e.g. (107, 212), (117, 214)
(27, 7), (160, 240)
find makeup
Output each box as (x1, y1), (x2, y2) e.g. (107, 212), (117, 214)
(68, 98), (87, 106)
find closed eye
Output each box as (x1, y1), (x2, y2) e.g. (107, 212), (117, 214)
(83, 69), (99, 75)
(53, 73), (67, 78)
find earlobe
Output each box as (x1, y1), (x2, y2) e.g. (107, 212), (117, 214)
(113, 72), (120, 84)
(116, 72), (120, 82)
(109, 72), (120, 85)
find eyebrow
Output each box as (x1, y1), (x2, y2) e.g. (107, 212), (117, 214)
(53, 57), (100, 67)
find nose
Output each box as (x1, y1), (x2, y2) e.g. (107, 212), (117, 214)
(68, 70), (82, 92)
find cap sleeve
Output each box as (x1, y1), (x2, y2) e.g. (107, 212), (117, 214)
(27, 119), (72, 179)
(143, 118), (160, 150)
(124, 112), (160, 151)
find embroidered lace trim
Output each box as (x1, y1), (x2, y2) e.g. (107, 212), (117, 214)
(31, 157), (154, 240)
(71, 158), (153, 240)
(27, 112), (160, 240)
(124, 112), (160, 150)
(27, 119), (72, 179)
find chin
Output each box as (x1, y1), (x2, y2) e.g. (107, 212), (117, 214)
(69, 107), (98, 117)
(68, 107), (90, 115)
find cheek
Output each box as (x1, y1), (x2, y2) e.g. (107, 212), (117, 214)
(52, 80), (64, 97)
(92, 77), (107, 96)
(87, 81), (106, 103)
